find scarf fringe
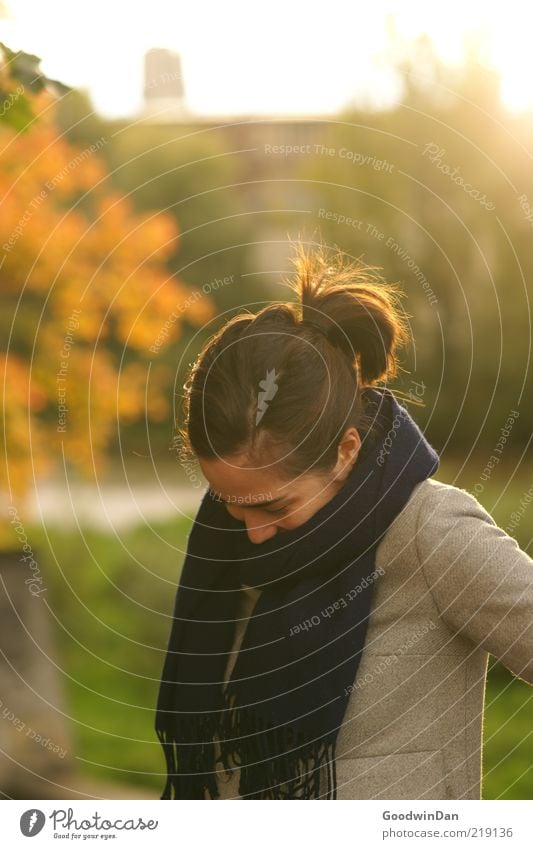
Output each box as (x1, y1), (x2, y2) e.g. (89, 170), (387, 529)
(218, 687), (338, 799)
(156, 687), (339, 800)
(155, 712), (221, 800)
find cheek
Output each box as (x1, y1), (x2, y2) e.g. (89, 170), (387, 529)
(279, 504), (317, 530)
(279, 488), (334, 528)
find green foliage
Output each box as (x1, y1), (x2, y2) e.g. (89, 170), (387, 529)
(0, 41), (71, 131)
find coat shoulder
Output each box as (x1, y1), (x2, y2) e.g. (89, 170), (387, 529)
(379, 477), (496, 572)
(385, 476), (450, 540)
(401, 477), (494, 533)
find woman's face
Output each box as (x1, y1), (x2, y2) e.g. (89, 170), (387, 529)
(197, 427), (361, 544)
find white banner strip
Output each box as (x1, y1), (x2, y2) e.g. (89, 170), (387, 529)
(3, 799), (531, 848)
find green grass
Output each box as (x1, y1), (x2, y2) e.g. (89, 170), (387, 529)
(30, 515), (192, 793)
(483, 662), (533, 799)
(27, 466), (532, 798)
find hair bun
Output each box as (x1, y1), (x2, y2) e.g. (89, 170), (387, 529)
(301, 315), (354, 358)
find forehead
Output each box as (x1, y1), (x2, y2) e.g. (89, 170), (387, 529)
(197, 455), (291, 500)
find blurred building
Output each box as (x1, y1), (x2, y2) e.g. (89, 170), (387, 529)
(142, 47), (189, 120)
(138, 49), (339, 270)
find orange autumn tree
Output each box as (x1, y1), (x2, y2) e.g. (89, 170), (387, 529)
(0, 86), (214, 545)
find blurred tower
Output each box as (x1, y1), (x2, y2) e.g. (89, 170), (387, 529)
(142, 48), (188, 120)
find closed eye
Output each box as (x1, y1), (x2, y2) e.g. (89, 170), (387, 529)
(224, 502), (289, 516)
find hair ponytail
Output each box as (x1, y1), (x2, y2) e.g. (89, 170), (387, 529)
(286, 240), (411, 386)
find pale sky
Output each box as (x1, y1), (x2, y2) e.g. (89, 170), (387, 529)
(1, 0), (532, 118)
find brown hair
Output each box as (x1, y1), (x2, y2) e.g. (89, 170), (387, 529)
(176, 240), (412, 480)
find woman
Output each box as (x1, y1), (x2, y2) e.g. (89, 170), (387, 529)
(155, 241), (533, 800)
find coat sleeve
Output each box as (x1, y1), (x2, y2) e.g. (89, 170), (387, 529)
(415, 483), (533, 685)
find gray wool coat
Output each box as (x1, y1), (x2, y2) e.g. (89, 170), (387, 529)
(208, 477), (533, 800)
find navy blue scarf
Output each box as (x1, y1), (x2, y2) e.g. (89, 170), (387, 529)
(155, 386), (439, 799)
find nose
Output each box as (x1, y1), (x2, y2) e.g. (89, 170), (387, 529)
(245, 520), (278, 544)
(227, 506), (279, 544)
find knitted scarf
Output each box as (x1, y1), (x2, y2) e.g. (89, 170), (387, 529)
(155, 386), (440, 799)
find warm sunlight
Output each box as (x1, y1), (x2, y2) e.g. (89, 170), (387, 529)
(392, 1), (533, 113)
(0, 0), (532, 117)
(1, 0), (533, 819)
